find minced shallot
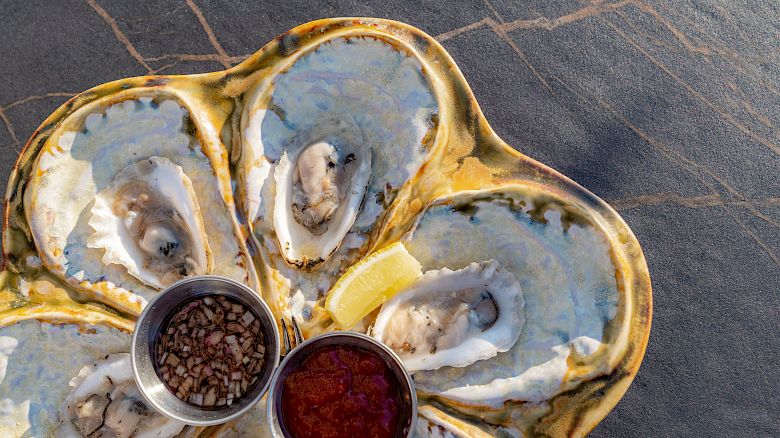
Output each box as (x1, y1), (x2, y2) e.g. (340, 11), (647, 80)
(156, 295), (266, 407)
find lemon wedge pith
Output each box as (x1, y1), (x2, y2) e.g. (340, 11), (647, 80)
(325, 242), (422, 329)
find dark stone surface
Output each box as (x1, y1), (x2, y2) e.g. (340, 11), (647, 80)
(193, 0), (490, 55)
(0, 1), (778, 436)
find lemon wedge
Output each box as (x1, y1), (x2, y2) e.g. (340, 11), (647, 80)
(325, 242), (422, 329)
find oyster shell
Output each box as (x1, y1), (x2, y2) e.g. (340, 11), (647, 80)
(58, 353), (184, 437)
(239, 35), (437, 328)
(372, 260), (524, 372)
(24, 95), (254, 314)
(403, 188), (627, 409)
(414, 405), (493, 438)
(88, 156), (213, 289)
(0, 321), (130, 437)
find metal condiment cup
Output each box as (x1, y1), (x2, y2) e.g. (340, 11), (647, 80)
(131, 275), (280, 426)
(267, 331), (417, 437)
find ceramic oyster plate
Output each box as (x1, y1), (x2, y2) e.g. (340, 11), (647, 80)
(0, 18), (651, 437)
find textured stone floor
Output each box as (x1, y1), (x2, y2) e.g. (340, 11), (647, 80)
(1, 1), (778, 436)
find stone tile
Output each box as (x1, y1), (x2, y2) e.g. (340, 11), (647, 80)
(593, 203), (780, 436)
(0, 115), (12, 146)
(734, 204), (780, 266)
(653, 0), (780, 61)
(606, 6), (780, 160)
(506, 17), (780, 199)
(486, 0), (585, 23)
(0, 0), (146, 105)
(98, 0), (217, 58)
(442, 28), (710, 201)
(192, 0), (491, 55)
(148, 60), (226, 76)
(0, 110), (15, 200)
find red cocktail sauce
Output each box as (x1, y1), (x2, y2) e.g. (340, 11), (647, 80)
(280, 345), (402, 438)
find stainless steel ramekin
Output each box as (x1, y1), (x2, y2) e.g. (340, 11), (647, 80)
(131, 275), (280, 426)
(267, 331), (417, 437)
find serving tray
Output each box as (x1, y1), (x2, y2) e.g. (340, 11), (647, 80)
(0, 18), (651, 437)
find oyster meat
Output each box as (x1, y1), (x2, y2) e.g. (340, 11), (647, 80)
(88, 156), (213, 289)
(273, 136), (371, 269)
(25, 96), (253, 314)
(0, 321), (130, 437)
(58, 353), (184, 437)
(372, 260), (524, 372)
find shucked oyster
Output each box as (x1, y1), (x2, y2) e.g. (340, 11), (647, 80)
(0, 320), (209, 438)
(372, 260), (524, 372)
(58, 353), (184, 437)
(24, 95), (254, 314)
(241, 37), (437, 263)
(403, 187), (626, 411)
(0, 321), (131, 437)
(88, 156), (213, 289)
(273, 132), (371, 269)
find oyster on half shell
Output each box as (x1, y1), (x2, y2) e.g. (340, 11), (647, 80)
(272, 131), (371, 269)
(0, 321), (130, 437)
(23, 95), (254, 315)
(58, 353), (185, 438)
(402, 187), (627, 412)
(88, 156), (213, 289)
(372, 260), (524, 372)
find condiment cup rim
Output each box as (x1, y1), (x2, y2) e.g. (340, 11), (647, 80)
(131, 275), (280, 426)
(267, 331), (417, 438)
